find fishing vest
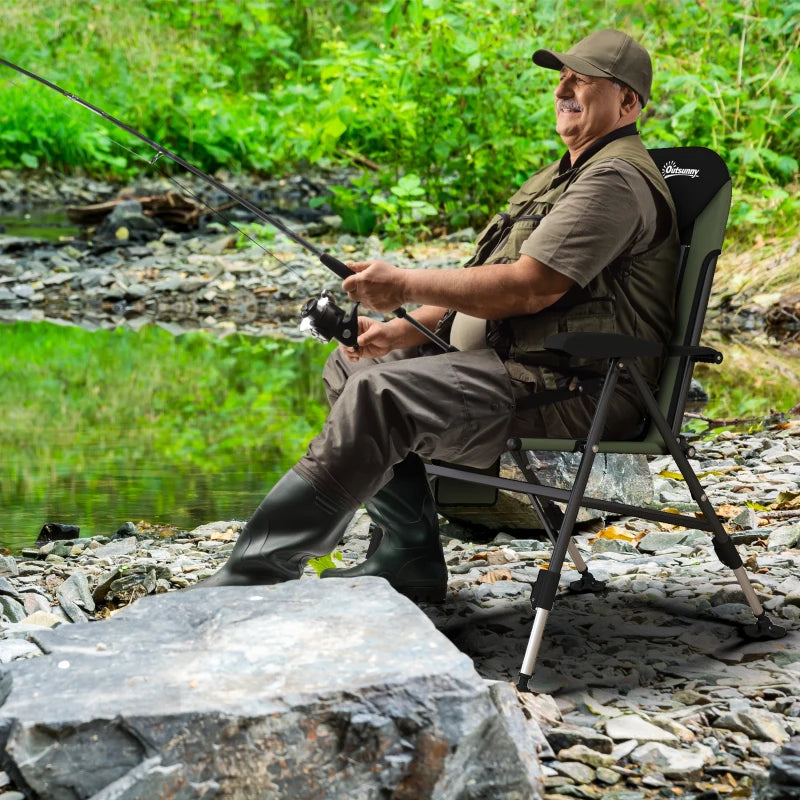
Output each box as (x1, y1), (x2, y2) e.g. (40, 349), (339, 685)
(445, 135), (678, 389)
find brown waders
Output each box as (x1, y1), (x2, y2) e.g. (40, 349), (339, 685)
(196, 344), (641, 592)
(196, 346), (518, 590)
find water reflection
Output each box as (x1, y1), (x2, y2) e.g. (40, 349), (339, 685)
(0, 209), (80, 241)
(2, 448), (284, 552)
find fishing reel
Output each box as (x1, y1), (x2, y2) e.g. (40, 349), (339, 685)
(299, 291), (360, 348)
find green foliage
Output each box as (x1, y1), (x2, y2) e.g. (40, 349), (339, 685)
(0, 0), (797, 241)
(0, 322), (333, 476)
(311, 174), (378, 235)
(370, 174), (438, 243)
(307, 551), (344, 575)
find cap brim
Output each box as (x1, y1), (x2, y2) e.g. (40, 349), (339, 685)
(531, 49), (565, 70)
(532, 49), (614, 80)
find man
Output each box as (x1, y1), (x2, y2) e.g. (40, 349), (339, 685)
(198, 30), (679, 598)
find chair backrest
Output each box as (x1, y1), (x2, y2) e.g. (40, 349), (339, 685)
(643, 147), (732, 442)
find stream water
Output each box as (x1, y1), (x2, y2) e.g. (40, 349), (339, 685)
(0, 209), (80, 241)
(4, 323), (797, 554)
(3, 447), (286, 552)
(1, 207), (798, 553)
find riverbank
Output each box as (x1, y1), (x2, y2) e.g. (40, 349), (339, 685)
(0, 170), (475, 342)
(1, 418), (800, 798)
(1, 171), (799, 347)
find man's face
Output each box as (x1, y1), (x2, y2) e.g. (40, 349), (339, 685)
(554, 68), (627, 156)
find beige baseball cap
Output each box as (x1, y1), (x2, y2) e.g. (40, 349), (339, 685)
(533, 29), (652, 106)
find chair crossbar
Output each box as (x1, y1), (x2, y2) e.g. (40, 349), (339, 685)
(426, 461), (714, 532)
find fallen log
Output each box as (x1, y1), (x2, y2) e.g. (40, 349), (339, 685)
(66, 192), (204, 228)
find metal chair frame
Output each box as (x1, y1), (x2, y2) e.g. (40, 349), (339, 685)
(426, 147), (786, 690)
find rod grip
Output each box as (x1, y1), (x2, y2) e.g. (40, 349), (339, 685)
(319, 253), (355, 279)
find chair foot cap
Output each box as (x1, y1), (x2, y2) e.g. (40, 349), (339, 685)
(517, 673), (532, 692)
(569, 571), (606, 594)
(742, 613), (786, 641)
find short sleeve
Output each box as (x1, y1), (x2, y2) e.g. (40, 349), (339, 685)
(520, 160), (659, 288)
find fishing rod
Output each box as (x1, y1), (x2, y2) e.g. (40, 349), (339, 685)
(0, 56), (454, 353)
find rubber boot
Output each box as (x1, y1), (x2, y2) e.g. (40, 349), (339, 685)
(194, 470), (355, 588)
(320, 454), (448, 602)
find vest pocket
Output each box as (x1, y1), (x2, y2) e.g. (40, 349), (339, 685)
(485, 215), (543, 265)
(495, 297), (617, 381)
(561, 297), (617, 335)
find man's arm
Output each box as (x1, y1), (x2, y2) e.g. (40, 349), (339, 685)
(343, 255), (575, 319)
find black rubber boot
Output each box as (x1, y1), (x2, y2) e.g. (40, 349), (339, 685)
(194, 470), (355, 588)
(320, 454), (448, 602)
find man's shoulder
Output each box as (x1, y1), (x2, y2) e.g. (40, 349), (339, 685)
(582, 137), (671, 191)
(578, 157), (655, 195)
(576, 140), (675, 214)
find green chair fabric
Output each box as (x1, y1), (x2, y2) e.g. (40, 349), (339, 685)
(425, 147), (786, 689)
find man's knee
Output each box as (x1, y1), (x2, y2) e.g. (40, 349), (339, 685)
(322, 348), (356, 407)
(322, 346), (417, 407)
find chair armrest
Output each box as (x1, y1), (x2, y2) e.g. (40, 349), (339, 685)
(544, 332), (664, 360)
(667, 345), (723, 364)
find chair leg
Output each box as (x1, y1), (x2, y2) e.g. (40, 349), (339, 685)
(517, 362), (623, 691)
(517, 570), (559, 691)
(624, 362), (786, 641)
(670, 443), (785, 640)
(510, 451), (606, 594)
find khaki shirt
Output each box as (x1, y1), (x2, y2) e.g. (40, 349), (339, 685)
(450, 158), (668, 351)
(520, 158), (668, 287)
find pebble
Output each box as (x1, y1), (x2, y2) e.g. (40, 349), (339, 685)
(553, 760), (595, 784)
(605, 715), (679, 744)
(713, 708), (791, 744)
(630, 742), (705, 779)
(557, 745), (615, 769)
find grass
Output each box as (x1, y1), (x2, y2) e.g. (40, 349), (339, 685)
(0, 0), (797, 243)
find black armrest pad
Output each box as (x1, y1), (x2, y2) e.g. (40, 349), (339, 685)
(544, 332), (663, 360)
(668, 345), (723, 364)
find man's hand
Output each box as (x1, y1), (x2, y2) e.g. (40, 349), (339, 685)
(339, 316), (398, 362)
(342, 260), (407, 313)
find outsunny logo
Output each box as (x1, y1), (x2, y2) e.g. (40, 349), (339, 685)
(661, 160), (700, 180)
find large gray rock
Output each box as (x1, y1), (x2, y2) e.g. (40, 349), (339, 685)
(527, 450), (654, 509)
(0, 578), (543, 800)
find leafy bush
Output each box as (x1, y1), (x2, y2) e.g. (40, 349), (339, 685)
(0, 0), (797, 241)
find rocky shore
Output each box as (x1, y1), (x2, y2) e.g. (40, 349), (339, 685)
(2, 418), (800, 798)
(0, 169), (474, 341)
(2, 170), (798, 348)
(2, 173), (800, 798)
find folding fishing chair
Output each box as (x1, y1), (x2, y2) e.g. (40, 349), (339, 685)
(427, 146), (786, 691)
